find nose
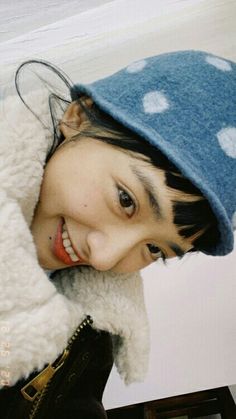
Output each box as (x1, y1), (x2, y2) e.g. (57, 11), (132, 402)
(86, 228), (141, 271)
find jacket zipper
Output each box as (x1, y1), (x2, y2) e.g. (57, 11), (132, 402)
(20, 315), (93, 419)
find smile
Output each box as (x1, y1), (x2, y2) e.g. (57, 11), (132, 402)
(62, 223), (79, 262)
(53, 218), (85, 266)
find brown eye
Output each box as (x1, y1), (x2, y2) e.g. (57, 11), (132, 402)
(118, 188), (135, 216)
(147, 243), (163, 259)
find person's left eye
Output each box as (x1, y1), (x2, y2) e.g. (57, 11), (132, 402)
(147, 243), (165, 260)
(118, 187), (136, 217)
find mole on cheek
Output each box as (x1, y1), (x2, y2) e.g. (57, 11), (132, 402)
(84, 204), (88, 208)
(49, 236), (52, 240)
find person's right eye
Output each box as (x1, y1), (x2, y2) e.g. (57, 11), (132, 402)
(118, 187), (136, 217)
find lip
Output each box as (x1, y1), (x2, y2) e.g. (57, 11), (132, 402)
(52, 218), (86, 266)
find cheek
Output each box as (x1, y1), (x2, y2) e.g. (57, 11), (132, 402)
(115, 247), (150, 273)
(61, 187), (110, 227)
(41, 153), (111, 223)
(114, 257), (151, 274)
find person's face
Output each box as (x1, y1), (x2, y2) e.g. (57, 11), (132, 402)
(31, 136), (194, 273)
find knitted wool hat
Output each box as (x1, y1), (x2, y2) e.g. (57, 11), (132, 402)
(71, 50), (236, 256)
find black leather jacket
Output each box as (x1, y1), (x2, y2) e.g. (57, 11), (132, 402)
(0, 317), (113, 419)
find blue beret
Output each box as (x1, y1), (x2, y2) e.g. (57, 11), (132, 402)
(72, 50), (236, 256)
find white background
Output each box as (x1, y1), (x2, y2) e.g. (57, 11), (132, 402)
(1, 0), (235, 410)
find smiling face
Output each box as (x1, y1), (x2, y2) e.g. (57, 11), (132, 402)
(30, 136), (194, 273)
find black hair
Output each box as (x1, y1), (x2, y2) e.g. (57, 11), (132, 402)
(15, 60), (220, 256)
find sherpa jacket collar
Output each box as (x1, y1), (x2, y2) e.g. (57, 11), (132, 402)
(0, 90), (149, 387)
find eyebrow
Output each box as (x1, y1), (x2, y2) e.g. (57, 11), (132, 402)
(130, 165), (163, 220)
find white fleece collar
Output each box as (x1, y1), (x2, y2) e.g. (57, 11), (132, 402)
(0, 89), (149, 387)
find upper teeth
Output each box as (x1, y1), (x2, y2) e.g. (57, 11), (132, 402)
(62, 223), (79, 262)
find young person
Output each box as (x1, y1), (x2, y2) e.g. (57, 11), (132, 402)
(0, 50), (235, 418)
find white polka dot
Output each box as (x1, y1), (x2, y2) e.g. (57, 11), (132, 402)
(232, 212), (236, 229)
(206, 55), (232, 71)
(126, 59), (147, 73)
(143, 91), (170, 114)
(217, 127), (236, 158)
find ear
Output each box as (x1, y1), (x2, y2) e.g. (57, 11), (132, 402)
(59, 97), (93, 139)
